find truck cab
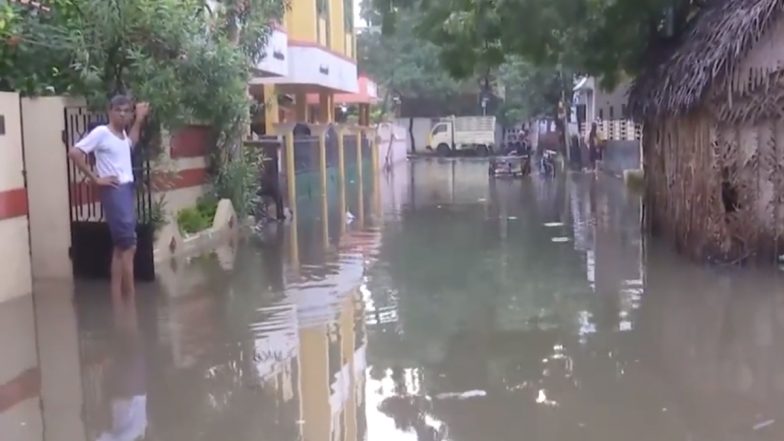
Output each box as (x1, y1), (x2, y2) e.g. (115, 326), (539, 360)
(428, 116), (496, 156)
(429, 121), (452, 156)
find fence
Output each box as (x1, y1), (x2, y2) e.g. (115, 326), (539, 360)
(344, 134), (358, 173)
(601, 140), (642, 176)
(580, 120), (643, 141)
(293, 135), (320, 201)
(580, 120), (643, 174)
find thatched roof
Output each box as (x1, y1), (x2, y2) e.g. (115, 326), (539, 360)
(629, 0), (784, 120)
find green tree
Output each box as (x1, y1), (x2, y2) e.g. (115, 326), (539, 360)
(1, 0), (285, 214)
(0, 0), (78, 94)
(205, 0), (286, 65)
(357, 8), (468, 117)
(1, 0), (284, 127)
(371, 0), (706, 89)
(496, 57), (574, 128)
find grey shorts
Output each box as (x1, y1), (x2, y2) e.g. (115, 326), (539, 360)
(101, 183), (137, 249)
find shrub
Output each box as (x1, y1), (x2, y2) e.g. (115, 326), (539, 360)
(150, 195), (169, 233)
(196, 195), (219, 224)
(177, 208), (209, 235)
(212, 145), (263, 218)
(176, 195), (219, 235)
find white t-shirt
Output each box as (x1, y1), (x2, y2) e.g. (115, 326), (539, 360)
(75, 125), (134, 184)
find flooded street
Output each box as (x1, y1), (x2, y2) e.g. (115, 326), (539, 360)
(3, 159), (784, 441)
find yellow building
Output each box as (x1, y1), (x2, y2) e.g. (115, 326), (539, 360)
(249, 0), (360, 130)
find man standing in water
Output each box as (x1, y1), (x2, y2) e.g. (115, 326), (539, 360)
(69, 96), (150, 299)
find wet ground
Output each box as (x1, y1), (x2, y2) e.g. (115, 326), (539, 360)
(3, 159), (784, 441)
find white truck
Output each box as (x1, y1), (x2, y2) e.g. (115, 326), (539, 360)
(427, 116), (497, 156)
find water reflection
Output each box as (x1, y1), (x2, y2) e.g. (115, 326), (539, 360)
(95, 298), (147, 441)
(4, 160), (784, 441)
(364, 162), (784, 441)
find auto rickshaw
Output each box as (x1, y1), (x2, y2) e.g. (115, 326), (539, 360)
(489, 154), (532, 178)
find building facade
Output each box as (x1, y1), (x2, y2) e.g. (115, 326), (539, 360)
(573, 76), (632, 127)
(250, 0), (374, 131)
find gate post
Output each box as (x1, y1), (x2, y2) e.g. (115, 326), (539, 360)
(274, 122), (300, 270)
(274, 122), (307, 217)
(355, 131), (363, 185)
(0, 91), (32, 302)
(368, 127), (380, 177)
(356, 130), (365, 228)
(309, 124), (330, 250)
(337, 126), (350, 237)
(366, 127), (382, 219)
(319, 130), (328, 196)
(337, 127), (346, 187)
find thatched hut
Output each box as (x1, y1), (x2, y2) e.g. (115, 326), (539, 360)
(629, 0), (784, 263)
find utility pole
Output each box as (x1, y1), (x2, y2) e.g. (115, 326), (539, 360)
(558, 69), (571, 165)
(480, 75), (491, 116)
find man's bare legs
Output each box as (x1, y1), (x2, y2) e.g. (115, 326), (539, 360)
(111, 246), (136, 299)
(111, 248), (124, 300)
(122, 246), (136, 298)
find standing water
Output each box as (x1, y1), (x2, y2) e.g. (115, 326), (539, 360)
(2, 159), (784, 441)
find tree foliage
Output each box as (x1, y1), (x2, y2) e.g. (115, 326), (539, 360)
(496, 57), (575, 127)
(1, 0), (284, 214)
(357, 7), (469, 114)
(206, 0), (286, 65)
(0, 0), (77, 94)
(0, 0), (283, 132)
(371, 0), (707, 89)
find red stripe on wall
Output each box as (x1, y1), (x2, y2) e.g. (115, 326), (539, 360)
(0, 368), (40, 413)
(0, 188), (28, 220)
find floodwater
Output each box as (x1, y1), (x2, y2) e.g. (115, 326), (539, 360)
(3, 159), (784, 441)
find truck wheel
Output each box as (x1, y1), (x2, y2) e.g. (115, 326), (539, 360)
(476, 145), (490, 157)
(436, 144), (451, 157)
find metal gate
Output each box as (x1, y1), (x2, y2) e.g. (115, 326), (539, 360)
(62, 106), (156, 280)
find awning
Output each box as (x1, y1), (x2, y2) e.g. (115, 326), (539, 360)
(305, 75), (379, 105)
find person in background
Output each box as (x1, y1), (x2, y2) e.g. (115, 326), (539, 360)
(69, 95), (150, 299)
(258, 162), (286, 221)
(585, 121), (605, 172)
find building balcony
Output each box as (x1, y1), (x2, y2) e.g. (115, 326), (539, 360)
(251, 39), (359, 94)
(253, 26), (290, 78)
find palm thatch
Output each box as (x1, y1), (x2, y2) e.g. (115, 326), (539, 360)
(629, 0), (784, 120)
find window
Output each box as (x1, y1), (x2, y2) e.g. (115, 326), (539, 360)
(576, 104), (586, 125)
(344, 0), (354, 31)
(316, 0), (330, 46)
(622, 104), (629, 119)
(609, 106), (615, 119)
(598, 109), (604, 120)
(433, 124), (448, 135)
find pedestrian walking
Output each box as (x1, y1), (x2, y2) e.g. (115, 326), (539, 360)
(585, 121), (605, 172)
(68, 95), (150, 299)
